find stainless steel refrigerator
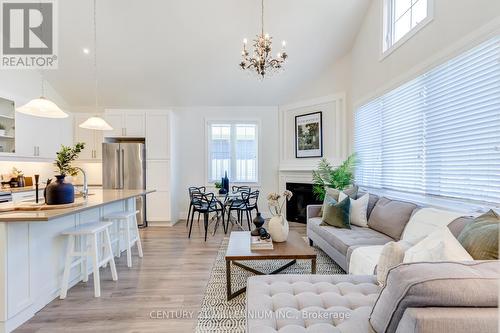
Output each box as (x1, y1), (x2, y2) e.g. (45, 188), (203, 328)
(102, 140), (147, 227)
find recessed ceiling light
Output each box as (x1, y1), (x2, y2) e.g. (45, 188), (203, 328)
(83, 48), (90, 54)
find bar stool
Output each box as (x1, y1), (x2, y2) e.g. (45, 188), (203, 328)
(60, 222), (118, 299)
(103, 210), (143, 267)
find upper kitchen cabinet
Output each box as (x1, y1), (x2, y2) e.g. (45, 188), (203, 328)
(104, 110), (145, 138)
(73, 113), (104, 160)
(146, 112), (170, 159)
(16, 111), (73, 159)
(0, 97), (16, 154)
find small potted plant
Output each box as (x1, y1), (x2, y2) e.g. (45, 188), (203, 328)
(45, 142), (85, 205)
(0, 123), (6, 136)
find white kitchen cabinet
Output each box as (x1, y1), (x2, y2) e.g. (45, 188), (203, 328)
(73, 114), (104, 160)
(15, 112), (73, 159)
(146, 113), (170, 159)
(146, 191), (170, 222)
(103, 113), (124, 137)
(104, 110), (145, 138)
(146, 160), (170, 191)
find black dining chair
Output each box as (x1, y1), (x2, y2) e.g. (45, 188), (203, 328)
(241, 190), (260, 229)
(188, 192), (225, 241)
(186, 186), (206, 227)
(228, 186), (251, 225)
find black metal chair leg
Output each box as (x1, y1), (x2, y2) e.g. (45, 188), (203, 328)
(186, 203), (192, 227)
(188, 208), (196, 238)
(246, 210), (251, 230)
(197, 212), (201, 224)
(222, 209), (227, 234)
(204, 212), (209, 241)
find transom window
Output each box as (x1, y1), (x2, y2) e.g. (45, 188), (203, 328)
(383, 0), (432, 53)
(207, 122), (258, 183)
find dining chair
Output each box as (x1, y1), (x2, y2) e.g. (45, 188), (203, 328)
(186, 186), (206, 227)
(188, 192), (225, 241)
(241, 190), (260, 230)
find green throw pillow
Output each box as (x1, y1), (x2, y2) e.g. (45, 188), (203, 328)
(457, 210), (499, 260)
(319, 185), (358, 216)
(321, 196), (351, 229)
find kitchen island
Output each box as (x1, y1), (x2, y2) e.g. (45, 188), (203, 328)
(0, 189), (154, 333)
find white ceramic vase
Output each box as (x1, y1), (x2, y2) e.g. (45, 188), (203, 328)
(268, 215), (289, 242)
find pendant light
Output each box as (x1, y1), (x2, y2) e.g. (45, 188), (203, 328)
(79, 0), (112, 131)
(16, 1), (68, 119)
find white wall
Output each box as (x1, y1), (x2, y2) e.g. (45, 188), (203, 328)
(279, 94), (349, 170)
(173, 106), (279, 219)
(351, 0), (500, 106)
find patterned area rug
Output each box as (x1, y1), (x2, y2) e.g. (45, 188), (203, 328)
(195, 237), (345, 332)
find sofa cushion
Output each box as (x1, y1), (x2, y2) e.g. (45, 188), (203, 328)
(322, 196), (351, 229)
(247, 274), (380, 333)
(340, 192), (369, 228)
(400, 207), (465, 245)
(403, 227), (473, 263)
(447, 216), (474, 238)
(368, 197), (417, 240)
(348, 245), (384, 275)
(369, 261), (500, 333)
(309, 218), (393, 256)
(357, 192), (379, 219)
(376, 241), (413, 286)
(458, 210), (500, 260)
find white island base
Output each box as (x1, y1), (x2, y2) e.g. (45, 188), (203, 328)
(0, 190), (150, 333)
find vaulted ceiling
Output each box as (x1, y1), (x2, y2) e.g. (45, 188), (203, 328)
(44, 0), (370, 108)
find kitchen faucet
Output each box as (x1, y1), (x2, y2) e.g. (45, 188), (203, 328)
(75, 167), (88, 199)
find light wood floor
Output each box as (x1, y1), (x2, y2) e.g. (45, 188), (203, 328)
(15, 220), (306, 333)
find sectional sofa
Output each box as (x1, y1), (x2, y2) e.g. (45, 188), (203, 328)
(246, 192), (499, 333)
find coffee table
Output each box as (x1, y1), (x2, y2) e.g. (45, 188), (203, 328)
(225, 231), (317, 300)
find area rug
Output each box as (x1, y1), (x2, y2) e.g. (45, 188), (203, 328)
(195, 237), (345, 332)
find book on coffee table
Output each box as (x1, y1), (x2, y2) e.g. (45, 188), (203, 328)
(251, 236), (274, 250)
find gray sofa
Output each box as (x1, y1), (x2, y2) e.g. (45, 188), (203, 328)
(246, 261), (499, 333)
(306, 193), (470, 272)
(246, 193), (500, 332)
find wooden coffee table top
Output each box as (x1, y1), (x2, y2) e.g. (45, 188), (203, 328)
(225, 231), (316, 261)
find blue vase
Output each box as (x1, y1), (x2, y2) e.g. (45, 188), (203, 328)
(45, 175), (75, 205)
(223, 171), (229, 193)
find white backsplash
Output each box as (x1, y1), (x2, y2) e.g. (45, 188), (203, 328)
(0, 161), (102, 186)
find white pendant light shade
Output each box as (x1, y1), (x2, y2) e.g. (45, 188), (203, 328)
(79, 116), (113, 131)
(16, 97), (68, 118)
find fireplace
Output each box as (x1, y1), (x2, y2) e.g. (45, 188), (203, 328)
(286, 183), (323, 224)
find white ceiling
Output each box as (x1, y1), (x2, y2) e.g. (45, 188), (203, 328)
(45, 0), (370, 108)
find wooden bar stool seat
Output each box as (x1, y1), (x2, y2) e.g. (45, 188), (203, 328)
(60, 222), (118, 299)
(103, 210), (143, 268)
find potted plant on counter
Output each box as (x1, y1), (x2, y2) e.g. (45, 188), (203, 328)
(45, 142), (85, 205)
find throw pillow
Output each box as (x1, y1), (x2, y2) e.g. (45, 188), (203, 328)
(343, 185), (359, 199)
(376, 240), (413, 286)
(340, 192), (369, 227)
(321, 196), (351, 229)
(403, 227), (473, 263)
(319, 187), (340, 216)
(457, 210), (500, 260)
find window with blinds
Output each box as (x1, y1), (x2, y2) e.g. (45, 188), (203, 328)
(207, 122), (258, 183)
(355, 36), (500, 204)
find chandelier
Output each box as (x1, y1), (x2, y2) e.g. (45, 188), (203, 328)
(239, 0), (287, 79)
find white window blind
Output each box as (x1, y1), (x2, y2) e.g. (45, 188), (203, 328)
(208, 122), (258, 183)
(355, 36), (500, 204)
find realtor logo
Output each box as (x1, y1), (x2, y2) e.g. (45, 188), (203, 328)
(1, 0), (58, 69)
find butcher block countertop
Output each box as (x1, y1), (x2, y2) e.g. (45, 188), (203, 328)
(0, 189), (154, 222)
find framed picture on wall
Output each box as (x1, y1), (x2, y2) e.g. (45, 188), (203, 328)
(295, 111), (323, 158)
